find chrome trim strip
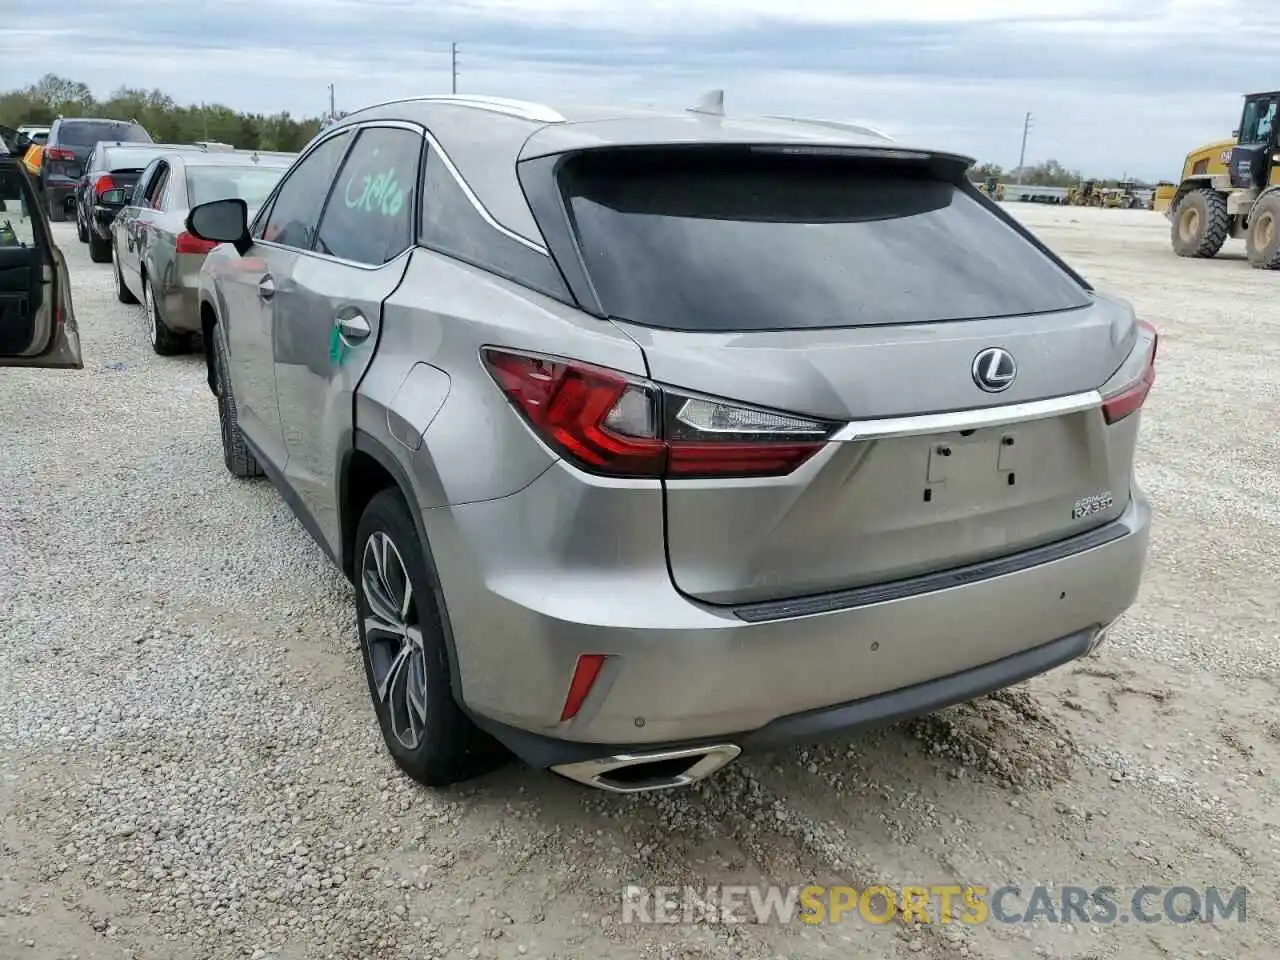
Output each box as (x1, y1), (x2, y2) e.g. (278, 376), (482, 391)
(250, 119), (550, 263)
(831, 390), (1102, 442)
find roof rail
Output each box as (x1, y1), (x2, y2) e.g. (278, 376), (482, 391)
(347, 94), (565, 123)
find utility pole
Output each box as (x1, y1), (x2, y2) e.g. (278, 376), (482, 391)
(1016, 111), (1033, 184)
(328, 83), (336, 121)
(451, 42), (459, 94)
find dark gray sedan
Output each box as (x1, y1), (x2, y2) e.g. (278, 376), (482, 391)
(108, 150), (294, 354)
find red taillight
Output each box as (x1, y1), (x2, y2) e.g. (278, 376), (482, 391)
(1101, 321), (1158, 425)
(94, 174), (116, 198)
(482, 349), (835, 479)
(175, 231), (217, 255)
(560, 654), (607, 722)
(46, 147), (74, 161)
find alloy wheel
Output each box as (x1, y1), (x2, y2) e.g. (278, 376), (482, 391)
(361, 531), (428, 750)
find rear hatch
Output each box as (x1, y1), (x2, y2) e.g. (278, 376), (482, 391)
(48, 120), (151, 180)
(555, 145), (1151, 605)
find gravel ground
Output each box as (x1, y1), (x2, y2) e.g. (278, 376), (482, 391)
(2, 208), (1277, 960)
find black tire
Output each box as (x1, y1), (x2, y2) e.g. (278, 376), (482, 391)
(355, 489), (504, 788)
(143, 277), (186, 356)
(76, 208), (88, 243)
(112, 243), (138, 305)
(88, 229), (111, 264)
(1170, 188), (1229, 258)
(1245, 192), (1280, 270)
(210, 325), (263, 478)
(46, 191), (66, 222)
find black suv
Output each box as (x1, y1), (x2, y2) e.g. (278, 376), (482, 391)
(40, 117), (152, 221)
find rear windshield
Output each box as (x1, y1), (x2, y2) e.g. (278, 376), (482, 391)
(186, 165), (286, 208)
(103, 146), (172, 170)
(59, 121), (151, 147)
(561, 149), (1092, 331)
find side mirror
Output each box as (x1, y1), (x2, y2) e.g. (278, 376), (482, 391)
(100, 188), (129, 206)
(186, 198), (250, 255)
(1232, 129), (1240, 139)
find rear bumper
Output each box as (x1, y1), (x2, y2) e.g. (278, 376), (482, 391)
(90, 205), (121, 238)
(162, 278), (202, 333)
(429, 460), (1151, 758)
(485, 625), (1102, 771)
(44, 179), (76, 207)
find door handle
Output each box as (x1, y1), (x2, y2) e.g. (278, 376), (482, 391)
(335, 313), (371, 343)
(257, 276), (276, 300)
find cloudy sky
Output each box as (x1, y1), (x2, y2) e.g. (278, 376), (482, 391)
(4, 0), (1276, 179)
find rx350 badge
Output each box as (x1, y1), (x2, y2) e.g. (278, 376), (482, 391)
(1072, 492), (1114, 520)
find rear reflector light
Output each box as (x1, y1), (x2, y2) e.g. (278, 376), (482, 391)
(46, 147), (74, 161)
(482, 348), (838, 479)
(1101, 321), (1157, 424)
(560, 654), (607, 722)
(175, 231), (218, 255)
(94, 174), (116, 198)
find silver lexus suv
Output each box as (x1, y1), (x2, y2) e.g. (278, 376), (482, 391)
(188, 95), (1155, 793)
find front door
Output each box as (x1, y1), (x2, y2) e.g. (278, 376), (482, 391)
(223, 130), (356, 470)
(0, 155), (82, 369)
(274, 124), (422, 552)
(1232, 95), (1278, 189)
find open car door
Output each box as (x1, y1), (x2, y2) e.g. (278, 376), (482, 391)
(0, 150), (82, 369)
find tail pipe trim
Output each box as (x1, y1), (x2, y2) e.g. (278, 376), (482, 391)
(551, 744), (741, 793)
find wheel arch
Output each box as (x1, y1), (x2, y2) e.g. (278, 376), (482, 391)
(199, 298), (219, 395)
(338, 428), (469, 700)
(1171, 176), (1218, 211)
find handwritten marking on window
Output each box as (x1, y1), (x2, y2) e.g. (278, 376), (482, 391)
(344, 148), (406, 218)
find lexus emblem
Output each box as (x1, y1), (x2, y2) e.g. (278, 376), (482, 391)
(972, 347), (1017, 393)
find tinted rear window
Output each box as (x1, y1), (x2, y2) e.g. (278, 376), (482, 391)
(186, 165), (287, 208)
(561, 149), (1092, 331)
(59, 121), (150, 147)
(103, 146), (171, 170)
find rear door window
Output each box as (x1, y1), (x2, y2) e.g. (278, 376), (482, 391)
(314, 126), (421, 265)
(560, 148), (1093, 331)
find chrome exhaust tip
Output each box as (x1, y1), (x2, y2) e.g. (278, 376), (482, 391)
(551, 744), (741, 794)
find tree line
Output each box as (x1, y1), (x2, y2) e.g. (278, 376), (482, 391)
(5, 75), (1151, 187)
(0, 74), (325, 153)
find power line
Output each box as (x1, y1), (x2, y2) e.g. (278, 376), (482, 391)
(1016, 111), (1033, 184)
(451, 42), (459, 95)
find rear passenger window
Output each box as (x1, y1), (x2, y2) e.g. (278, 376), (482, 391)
(314, 127), (421, 265)
(261, 131), (351, 250)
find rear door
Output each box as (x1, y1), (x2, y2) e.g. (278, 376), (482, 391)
(274, 124), (421, 551)
(122, 160), (171, 288)
(556, 146), (1146, 604)
(0, 156), (82, 368)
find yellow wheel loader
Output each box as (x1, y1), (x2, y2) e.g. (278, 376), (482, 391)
(1163, 90), (1280, 268)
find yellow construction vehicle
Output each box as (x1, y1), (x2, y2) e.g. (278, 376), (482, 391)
(1067, 180), (1101, 206)
(1162, 89), (1280, 268)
